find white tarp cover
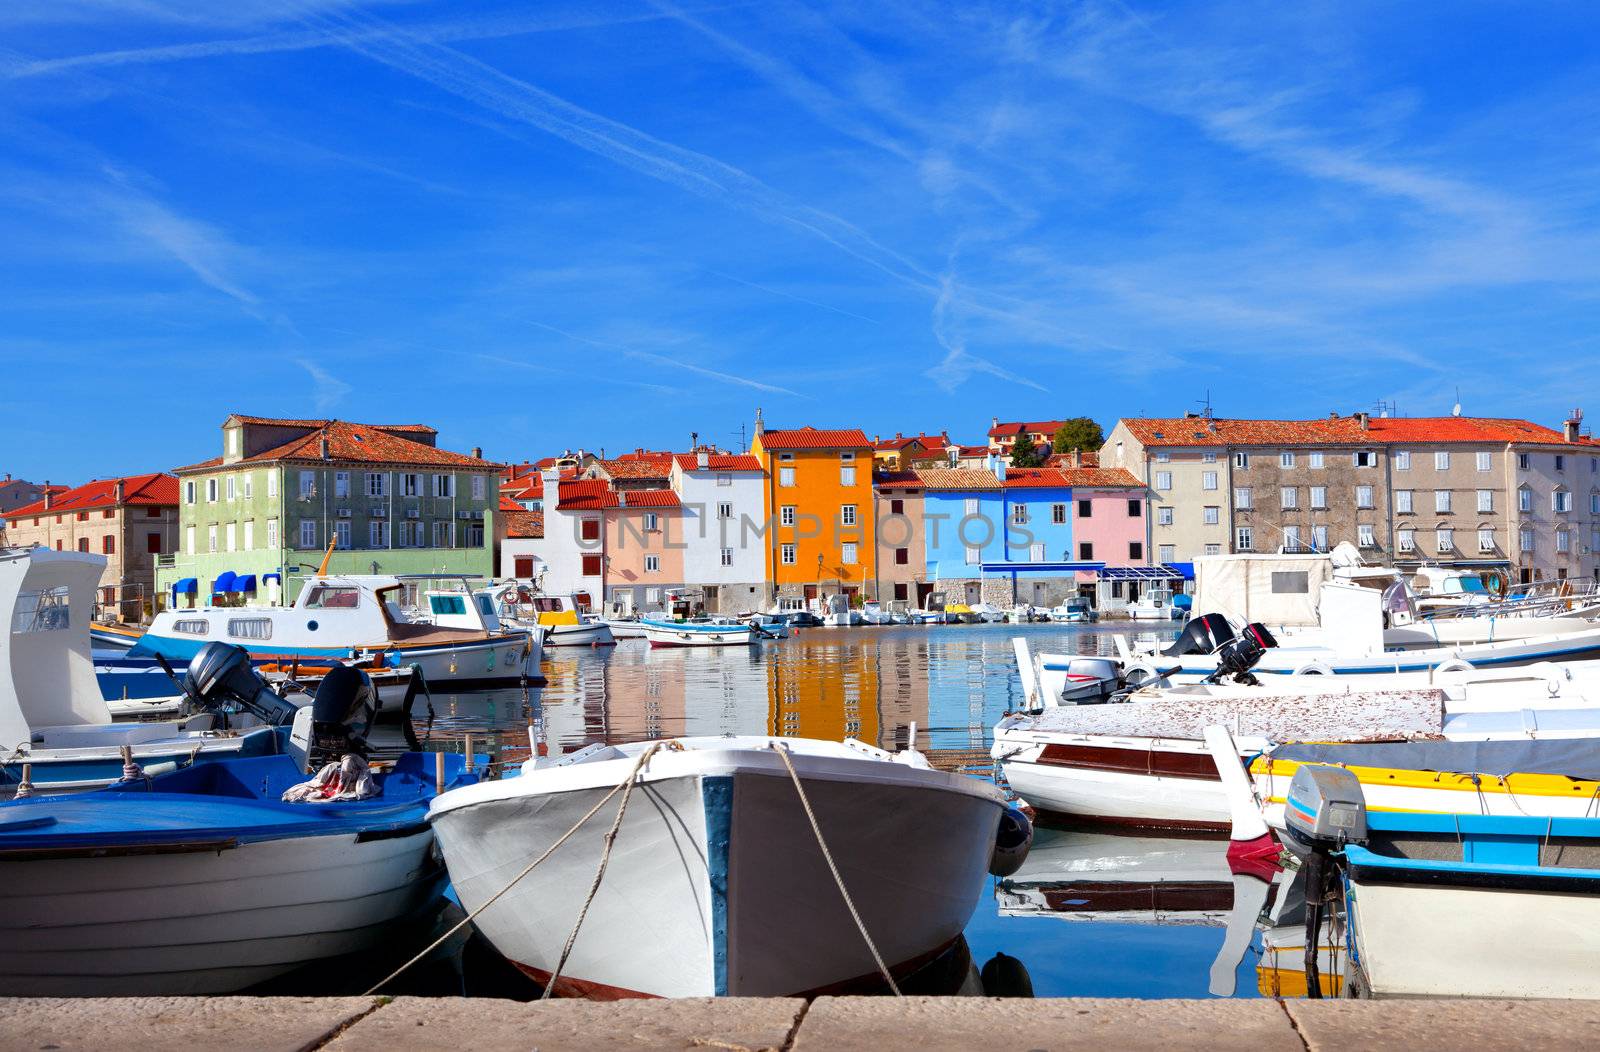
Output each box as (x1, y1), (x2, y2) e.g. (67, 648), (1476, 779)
(1193, 554), (1334, 628)
(1024, 688), (1445, 742)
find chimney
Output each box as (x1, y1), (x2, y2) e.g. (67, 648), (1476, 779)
(114, 478), (125, 504)
(1356, 411), (1370, 431)
(319, 436), (330, 460)
(1329, 411), (1339, 421)
(697, 450), (709, 469)
(471, 446), (482, 460)
(1071, 447), (1082, 469)
(43, 482), (51, 510)
(754, 407), (765, 436)
(991, 416), (999, 431)
(1565, 408), (1583, 443)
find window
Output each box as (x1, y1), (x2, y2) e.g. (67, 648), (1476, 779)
(225, 522), (236, 552)
(645, 554), (660, 572)
(298, 471), (315, 499)
(1397, 529), (1415, 552)
(1282, 525), (1301, 551)
(720, 547), (734, 567)
(1557, 529), (1571, 553)
(643, 512), (659, 531)
(781, 506), (797, 527)
(1280, 486), (1298, 509)
(1235, 527), (1253, 551)
(895, 548), (908, 565)
(1160, 544), (1176, 563)
(1051, 503), (1067, 524)
(171, 620), (209, 636)
(1234, 452), (1250, 468)
(1310, 486), (1327, 510)
(965, 545), (980, 565)
(1556, 455), (1566, 472)
(1477, 490), (1494, 513)
(101, 535), (114, 555)
(1357, 485), (1374, 509)
(1157, 506), (1174, 526)
(360, 473), (381, 497)
(840, 466), (857, 486)
(1518, 453), (1531, 470)
(839, 450), (855, 462)
(888, 498), (904, 515)
(1520, 529), (1535, 553)
(1274, 451), (1293, 468)
(1593, 494), (1600, 516)
(1234, 487), (1252, 509)
(1554, 490), (1572, 513)
(242, 474), (252, 499)
(1519, 487), (1533, 512)
(335, 472), (351, 498)
(266, 519), (278, 549)
(717, 473), (732, 487)
(1204, 543), (1222, 556)
(1359, 524), (1377, 548)
(146, 532), (162, 554)
(965, 497), (980, 516)
(1129, 541), (1143, 560)
(433, 474), (453, 498)
(1078, 499), (1093, 518)
(225, 476), (236, 501)
(185, 480), (196, 504)
(1203, 505), (1220, 525)
(1478, 529), (1496, 553)
(299, 520), (316, 548)
(1312, 524), (1329, 550)
(243, 520), (253, 550)
(207, 525), (218, 553)
(1394, 450), (1411, 471)
(472, 475), (486, 500)
(1271, 571), (1310, 594)
(1434, 490), (1451, 513)
(367, 520), (385, 547)
(1477, 451), (1492, 472)
(1203, 452), (1218, 464)
(1154, 471), (1172, 490)
(1353, 451), (1375, 467)
(206, 478), (218, 502)
(580, 519), (601, 542)
(267, 473), (277, 498)
(399, 473), (418, 497)
(781, 544), (797, 565)
(779, 467), (796, 488)
(1078, 542), (1094, 559)
(1437, 528), (1454, 553)
(1154, 451), (1171, 463)
(841, 505), (857, 527)
(1127, 499), (1141, 517)
(434, 521), (453, 547)
(1435, 451), (1450, 471)
(1195, 470), (1216, 492)
(582, 553), (604, 576)
(1010, 504), (1028, 525)
(841, 542), (858, 564)
(718, 502), (733, 520)
(1309, 452), (1324, 469)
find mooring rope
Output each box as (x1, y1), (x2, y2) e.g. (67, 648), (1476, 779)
(363, 742), (662, 996)
(772, 743), (901, 997)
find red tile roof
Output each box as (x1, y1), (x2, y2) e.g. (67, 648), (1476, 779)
(1365, 417), (1598, 446)
(873, 470), (922, 486)
(9, 473), (178, 517)
(502, 476), (544, 500)
(989, 419), (1070, 439)
(1054, 467), (1144, 488)
(617, 490), (681, 508)
(174, 420), (495, 473)
(1001, 468), (1069, 489)
(1123, 415), (1599, 448)
(1044, 451), (1100, 468)
(757, 427), (872, 451)
(554, 479), (617, 510)
(672, 453), (764, 472)
(502, 509), (544, 539)
(915, 468), (1003, 491)
(873, 433), (949, 452)
(225, 414), (436, 435)
(598, 457), (674, 480)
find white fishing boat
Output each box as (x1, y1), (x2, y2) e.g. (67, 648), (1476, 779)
(1125, 587), (1181, 621)
(493, 585), (615, 647)
(600, 617), (648, 640)
(969, 602), (1006, 623)
(430, 735), (1022, 997)
(637, 619), (757, 648)
(1047, 597), (1096, 623)
(0, 548), (290, 794)
(859, 601), (894, 626)
(819, 594), (861, 628)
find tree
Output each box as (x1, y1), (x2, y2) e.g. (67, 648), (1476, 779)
(1009, 432), (1045, 468)
(1051, 417), (1104, 453)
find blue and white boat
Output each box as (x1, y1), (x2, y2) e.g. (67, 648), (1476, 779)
(132, 572), (540, 688)
(638, 618), (758, 648)
(0, 547), (285, 795)
(0, 747), (481, 995)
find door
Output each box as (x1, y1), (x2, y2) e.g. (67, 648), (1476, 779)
(1127, 583), (1140, 603)
(514, 556), (534, 579)
(803, 584), (819, 601)
(1032, 582), (1047, 604)
(964, 582), (981, 604)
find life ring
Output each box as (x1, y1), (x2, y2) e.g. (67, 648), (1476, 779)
(1432, 658), (1475, 676)
(1292, 662), (1334, 676)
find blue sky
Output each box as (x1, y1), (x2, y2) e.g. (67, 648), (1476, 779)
(5, 2), (1599, 481)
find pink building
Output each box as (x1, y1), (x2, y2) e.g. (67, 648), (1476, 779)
(1058, 467), (1162, 613)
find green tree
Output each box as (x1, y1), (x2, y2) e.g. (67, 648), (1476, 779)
(1009, 432), (1045, 468)
(1051, 417), (1104, 453)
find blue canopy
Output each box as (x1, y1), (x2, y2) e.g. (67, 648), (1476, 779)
(211, 571), (237, 594)
(1169, 562), (1196, 581)
(230, 574), (257, 593)
(262, 572), (281, 584)
(171, 577), (197, 595)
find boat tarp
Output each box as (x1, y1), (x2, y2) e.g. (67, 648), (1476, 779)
(1193, 554), (1333, 628)
(1024, 689), (1445, 742)
(1270, 738), (1600, 781)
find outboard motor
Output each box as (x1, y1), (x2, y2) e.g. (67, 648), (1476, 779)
(1161, 612), (1235, 657)
(1205, 622), (1279, 685)
(988, 805), (1033, 878)
(181, 642), (300, 726)
(1280, 764), (1368, 999)
(304, 664), (377, 769)
(1055, 657), (1123, 705)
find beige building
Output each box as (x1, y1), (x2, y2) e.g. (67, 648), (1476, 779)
(1103, 411), (1600, 583)
(873, 470), (926, 605)
(4, 474), (180, 620)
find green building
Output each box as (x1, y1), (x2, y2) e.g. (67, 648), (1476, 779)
(157, 415), (500, 607)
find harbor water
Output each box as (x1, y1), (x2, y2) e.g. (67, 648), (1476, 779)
(365, 622), (1270, 999)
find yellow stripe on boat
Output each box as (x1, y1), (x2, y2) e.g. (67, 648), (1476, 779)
(536, 611), (580, 627)
(1250, 756), (1600, 800)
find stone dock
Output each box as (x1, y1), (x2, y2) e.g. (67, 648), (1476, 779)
(4, 996), (1597, 1051)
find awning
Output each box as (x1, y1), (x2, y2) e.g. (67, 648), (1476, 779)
(1098, 565), (1187, 581)
(978, 561), (1104, 574)
(263, 572), (282, 584)
(171, 577), (197, 595)
(230, 574), (257, 592)
(212, 570), (237, 593)
(1170, 562), (1196, 581)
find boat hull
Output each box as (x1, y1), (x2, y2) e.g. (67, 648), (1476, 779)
(432, 755), (1001, 997)
(541, 623), (617, 648)
(0, 827), (444, 995)
(640, 624), (756, 648)
(998, 737), (1232, 832)
(0, 727), (282, 796)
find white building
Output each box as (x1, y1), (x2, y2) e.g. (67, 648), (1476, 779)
(670, 452), (768, 614)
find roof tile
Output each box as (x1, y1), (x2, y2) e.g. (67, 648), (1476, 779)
(757, 427), (872, 450)
(8, 473), (178, 517)
(915, 468), (1003, 491)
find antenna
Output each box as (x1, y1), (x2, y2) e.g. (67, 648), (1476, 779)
(1373, 398), (1396, 419)
(1196, 389), (1213, 419)
(1451, 386), (1462, 418)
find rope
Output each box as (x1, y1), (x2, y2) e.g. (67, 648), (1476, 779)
(541, 742), (663, 999)
(363, 742), (661, 996)
(771, 744), (901, 997)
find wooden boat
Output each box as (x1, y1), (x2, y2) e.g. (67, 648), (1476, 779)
(492, 586), (615, 647)
(637, 619), (757, 648)
(0, 750), (479, 995)
(430, 736), (1018, 997)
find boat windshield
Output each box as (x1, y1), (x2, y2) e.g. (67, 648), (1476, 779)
(302, 584), (360, 609)
(1444, 576), (1489, 595)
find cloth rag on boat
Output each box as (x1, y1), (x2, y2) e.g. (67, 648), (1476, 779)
(281, 755), (378, 803)
(1269, 738), (1600, 781)
(1022, 689), (1445, 742)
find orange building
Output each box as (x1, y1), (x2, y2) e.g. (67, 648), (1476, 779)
(751, 422), (876, 605)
